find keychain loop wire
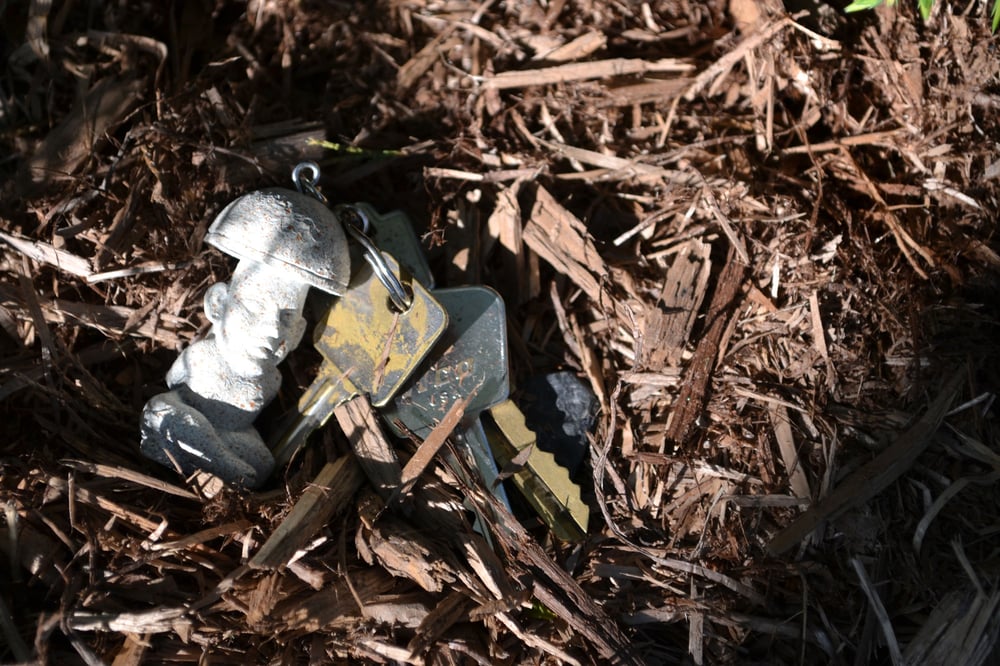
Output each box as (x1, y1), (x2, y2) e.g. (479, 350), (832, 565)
(291, 162), (411, 312)
(344, 221), (413, 313)
(292, 161), (328, 205)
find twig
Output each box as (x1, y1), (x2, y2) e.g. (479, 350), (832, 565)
(483, 57), (693, 90)
(664, 245), (747, 446)
(393, 393), (473, 503)
(85, 260), (188, 283)
(0, 231), (92, 278)
(61, 459), (199, 500)
(681, 18), (792, 101)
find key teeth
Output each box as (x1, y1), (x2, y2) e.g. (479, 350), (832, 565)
(520, 446), (590, 542)
(486, 400), (590, 542)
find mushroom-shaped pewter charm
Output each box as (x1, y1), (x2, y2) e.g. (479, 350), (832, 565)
(140, 184), (349, 489)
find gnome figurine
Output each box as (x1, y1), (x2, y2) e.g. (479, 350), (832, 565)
(140, 188), (350, 488)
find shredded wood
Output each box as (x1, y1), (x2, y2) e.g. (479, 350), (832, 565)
(1, 1), (999, 664)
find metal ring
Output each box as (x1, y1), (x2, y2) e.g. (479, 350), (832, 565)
(335, 203), (371, 235)
(342, 220), (412, 312)
(292, 161), (327, 205)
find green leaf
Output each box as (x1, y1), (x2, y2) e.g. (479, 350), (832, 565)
(305, 138), (402, 159)
(992, 0), (1000, 32)
(528, 600), (558, 621)
(844, 0), (885, 13)
(918, 0), (935, 19)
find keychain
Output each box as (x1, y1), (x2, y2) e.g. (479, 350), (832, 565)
(140, 166), (351, 489)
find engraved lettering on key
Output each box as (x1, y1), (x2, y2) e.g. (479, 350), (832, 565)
(410, 357), (482, 411)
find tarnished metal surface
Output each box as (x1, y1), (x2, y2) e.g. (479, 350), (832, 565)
(205, 188), (351, 295)
(382, 286), (509, 437)
(315, 254), (448, 407)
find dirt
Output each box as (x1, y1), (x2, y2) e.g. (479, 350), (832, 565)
(1, 0), (999, 664)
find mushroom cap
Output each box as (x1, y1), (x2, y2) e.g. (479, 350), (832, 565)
(205, 188), (350, 295)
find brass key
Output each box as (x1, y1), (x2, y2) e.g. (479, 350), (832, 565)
(272, 252), (448, 466)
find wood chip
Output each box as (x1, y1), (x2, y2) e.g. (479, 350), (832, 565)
(536, 31), (607, 62)
(483, 56), (693, 89)
(769, 404), (811, 500)
(639, 239), (711, 368)
(664, 245), (747, 446)
(336, 395), (402, 500)
(397, 31), (459, 92)
(249, 455), (366, 570)
(523, 185), (616, 313)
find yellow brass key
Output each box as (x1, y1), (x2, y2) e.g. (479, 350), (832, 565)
(272, 254), (447, 466)
(485, 399), (590, 542)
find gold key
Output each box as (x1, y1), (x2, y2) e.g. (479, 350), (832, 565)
(272, 253), (448, 466)
(484, 399), (590, 542)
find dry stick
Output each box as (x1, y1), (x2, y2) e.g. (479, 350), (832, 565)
(61, 459), (198, 500)
(664, 244), (747, 447)
(249, 455), (366, 570)
(783, 130), (904, 155)
(397, 28), (457, 91)
(808, 290), (837, 393)
(410, 12), (506, 49)
(46, 476), (222, 555)
(393, 392), (473, 502)
(85, 260), (188, 284)
(699, 184), (749, 264)
(768, 366), (966, 555)
(535, 137), (696, 184)
(539, 30), (606, 63)
(68, 606), (191, 634)
(482, 56), (694, 89)
(681, 18), (792, 101)
(147, 520), (252, 555)
(0, 231), (92, 278)
(768, 404), (811, 500)
(423, 166), (544, 183)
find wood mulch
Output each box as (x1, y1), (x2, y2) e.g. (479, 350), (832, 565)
(2, 0), (999, 663)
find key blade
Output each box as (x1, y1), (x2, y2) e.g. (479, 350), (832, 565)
(272, 375), (358, 466)
(316, 254), (448, 407)
(485, 400), (590, 542)
(454, 419), (512, 511)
